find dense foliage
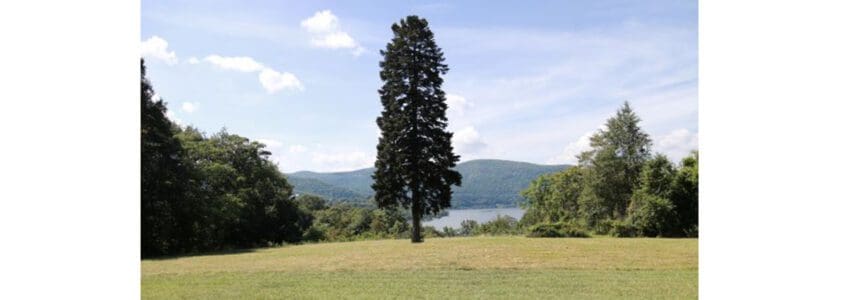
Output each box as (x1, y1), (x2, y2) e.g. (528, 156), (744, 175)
(300, 196), (411, 242)
(142, 60), (311, 257)
(526, 223), (590, 238)
(373, 15), (462, 242)
(520, 103), (698, 237)
(141, 59), (190, 256)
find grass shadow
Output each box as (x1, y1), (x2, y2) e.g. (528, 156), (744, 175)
(143, 247), (259, 261)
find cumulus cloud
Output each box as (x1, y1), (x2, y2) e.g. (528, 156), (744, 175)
(196, 54), (303, 94)
(655, 128), (698, 162)
(259, 68), (304, 93)
(311, 32), (359, 49)
(453, 126), (487, 154)
(301, 10), (365, 56)
(300, 10), (339, 33)
(547, 131), (594, 165)
(446, 93), (472, 116)
(141, 36), (178, 65)
(203, 55), (264, 72)
(180, 102), (199, 113)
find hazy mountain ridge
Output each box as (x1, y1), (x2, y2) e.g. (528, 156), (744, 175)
(285, 159), (570, 208)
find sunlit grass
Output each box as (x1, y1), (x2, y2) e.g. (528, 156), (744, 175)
(142, 236), (697, 299)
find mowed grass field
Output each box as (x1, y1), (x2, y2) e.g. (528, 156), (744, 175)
(142, 236), (697, 299)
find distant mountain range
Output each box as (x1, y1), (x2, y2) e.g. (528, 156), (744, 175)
(285, 159), (571, 209)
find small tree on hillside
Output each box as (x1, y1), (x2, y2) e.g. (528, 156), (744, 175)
(372, 15), (462, 243)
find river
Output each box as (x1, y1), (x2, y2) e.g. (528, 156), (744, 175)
(422, 207), (526, 230)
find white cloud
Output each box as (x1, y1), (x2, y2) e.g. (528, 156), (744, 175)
(195, 54), (303, 94)
(186, 57), (200, 64)
(203, 55), (264, 72)
(446, 93), (472, 116)
(311, 32), (359, 49)
(311, 151), (374, 171)
(453, 126), (487, 155)
(259, 68), (304, 93)
(180, 102), (199, 113)
(301, 10), (364, 55)
(150, 93), (161, 102)
(655, 128), (698, 162)
(141, 36), (178, 65)
(548, 131), (594, 165)
(300, 10), (339, 33)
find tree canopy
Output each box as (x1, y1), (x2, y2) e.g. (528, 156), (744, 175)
(141, 59), (311, 257)
(521, 103), (698, 237)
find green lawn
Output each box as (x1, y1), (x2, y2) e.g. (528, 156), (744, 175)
(142, 236), (697, 299)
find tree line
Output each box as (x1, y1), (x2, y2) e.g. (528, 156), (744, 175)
(142, 60), (312, 256)
(519, 103), (698, 237)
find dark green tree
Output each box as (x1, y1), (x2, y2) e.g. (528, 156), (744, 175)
(520, 166), (586, 226)
(372, 15), (462, 243)
(579, 102), (652, 219)
(627, 154), (677, 237)
(671, 151), (699, 236)
(141, 59), (191, 256)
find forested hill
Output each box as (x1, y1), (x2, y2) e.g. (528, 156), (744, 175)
(285, 159), (570, 208)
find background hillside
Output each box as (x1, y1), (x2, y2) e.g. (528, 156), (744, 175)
(286, 159), (570, 208)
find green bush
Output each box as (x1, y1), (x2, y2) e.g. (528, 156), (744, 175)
(478, 215), (520, 235)
(594, 219), (614, 235)
(422, 226), (444, 238)
(527, 223), (589, 238)
(527, 224), (564, 237)
(610, 220), (639, 237)
(562, 227), (590, 238)
(628, 193), (676, 237)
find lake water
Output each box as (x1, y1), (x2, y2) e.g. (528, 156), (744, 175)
(422, 208), (526, 230)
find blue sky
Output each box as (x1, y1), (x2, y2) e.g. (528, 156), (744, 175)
(142, 0), (697, 172)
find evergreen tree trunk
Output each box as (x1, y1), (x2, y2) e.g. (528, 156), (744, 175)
(411, 195), (423, 243)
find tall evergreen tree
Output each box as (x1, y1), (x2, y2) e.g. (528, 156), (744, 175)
(579, 102), (652, 219)
(372, 16), (462, 243)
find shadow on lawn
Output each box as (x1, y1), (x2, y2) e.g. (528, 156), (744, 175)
(143, 247), (259, 261)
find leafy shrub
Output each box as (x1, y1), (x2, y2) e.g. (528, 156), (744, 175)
(611, 220), (639, 237)
(459, 220), (479, 236)
(594, 219), (614, 235)
(527, 224), (564, 237)
(478, 215), (520, 235)
(422, 226), (444, 238)
(562, 227), (590, 238)
(527, 223), (589, 238)
(628, 192), (676, 237)
(441, 226), (459, 237)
